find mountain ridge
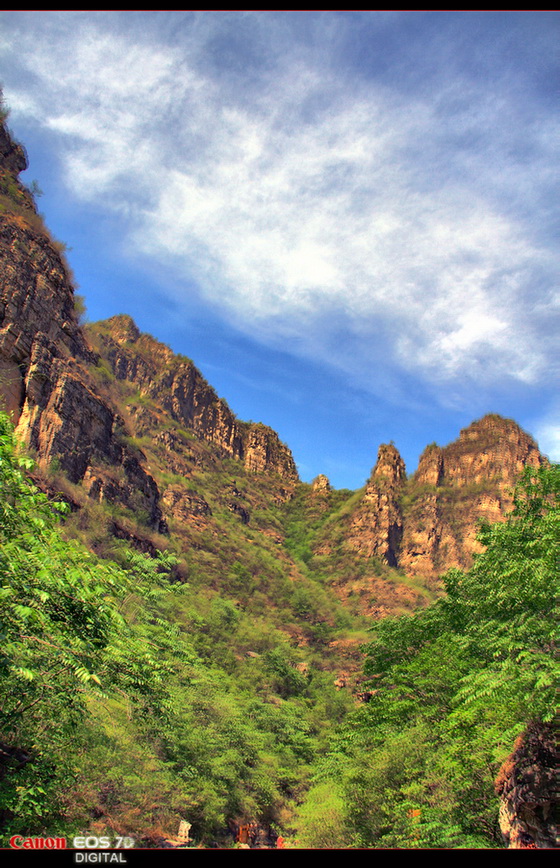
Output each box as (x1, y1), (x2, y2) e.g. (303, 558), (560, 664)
(0, 105), (554, 851)
(0, 128), (546, 590)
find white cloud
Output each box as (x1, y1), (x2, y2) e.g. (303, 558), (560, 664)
(1, 12), (558, 403)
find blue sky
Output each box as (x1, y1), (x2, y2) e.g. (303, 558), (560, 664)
(1, 11), (558, 488)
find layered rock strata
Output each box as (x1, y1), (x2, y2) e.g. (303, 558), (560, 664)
(399, 415), (544, 578)
(347, 416), (545, 579)
(88, 315), (298, 482)
(348, 444), (405, 567)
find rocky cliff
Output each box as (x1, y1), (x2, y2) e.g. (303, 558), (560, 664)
(0, 122), (92, 418)
(495, 721), (557, 849)
(0, 120), (297, 543)
(347, 444), (406, 567)
(87, 314), (298, 483)
(0, 111), (552, 850)
(399, 415), (544, 579)
(344, 415), (545, 581)
(0, 142), (166, 530)
(0, 114), (547, 593)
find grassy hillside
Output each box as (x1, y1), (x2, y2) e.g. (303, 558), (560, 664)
(0, 411), (363, 847)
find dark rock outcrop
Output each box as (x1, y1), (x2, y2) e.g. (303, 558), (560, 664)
(495, 721), (557, 849)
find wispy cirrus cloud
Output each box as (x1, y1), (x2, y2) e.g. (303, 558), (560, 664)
(1, 11), (558, 409)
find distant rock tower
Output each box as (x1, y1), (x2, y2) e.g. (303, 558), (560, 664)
(312, 474), (331, 493)
(348, 444), (406, 567)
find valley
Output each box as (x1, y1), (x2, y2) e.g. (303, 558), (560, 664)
(0, 111), (556, 850)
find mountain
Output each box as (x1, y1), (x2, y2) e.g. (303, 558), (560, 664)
(0, 113), (553, 849)
(345, 414), (544, 579)
(0, 106), (548, 646)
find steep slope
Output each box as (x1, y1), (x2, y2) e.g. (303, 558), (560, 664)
(0, 125), (167, 531)
(0, 106), (553, 850)
(0, 115), (367, 845)
(342, 416), (544, 582)
(86, 314), (297, 483)
(0, 117), (369, 689)
(347, 443), (406, 567)
(400, 414), (545, 579)
(0, 114), (297, 545)
(0, 111), (547, 628)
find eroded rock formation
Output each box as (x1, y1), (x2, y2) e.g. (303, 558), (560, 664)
(347, 417), (545, 579)
(88, 315), (298, 482)
(348, 444), (405, 567)
(0, 112), (552, 850)
(0, 121), (297, 539)
(0, 125), (165, 530)
(495, 721), (557, 849)
(311, 474), (331, 493)
(399, 415), (544, 579)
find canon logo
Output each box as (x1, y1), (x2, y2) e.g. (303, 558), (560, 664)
(9, 835), (67, 849)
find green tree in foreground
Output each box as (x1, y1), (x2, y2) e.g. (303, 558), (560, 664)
(0, 413), (344, 845)
(296, 463), (559, 848)
(0, 413), (184, 838)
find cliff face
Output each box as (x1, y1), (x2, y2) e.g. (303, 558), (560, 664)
(348, 444), (406, 567)
(0, 124), (92, 423)
(88, 314), (298, 483)
(346, 416), (545, 580)
(0, 115), (552, 847)
(0, 121), (297, 541)
(0, 115), (546, 587)
(495, 721), (557, 849)
(399, 415), (544, 579)
(0, 132), (166, 530)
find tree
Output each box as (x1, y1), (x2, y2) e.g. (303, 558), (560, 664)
(299, 463), (559, 848)
(0, 413), (184, 837)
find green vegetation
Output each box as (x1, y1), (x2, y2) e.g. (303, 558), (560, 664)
(2, 87), (554, 848)
(0, 410), (557, 847)
(73, 293), (87, 324)
(0, 413), (188, 837)
(278, 483), (436, 620)
(293, 463), (559, 847)
(0, 413), (357, 846)
(0, 319), (556, 849)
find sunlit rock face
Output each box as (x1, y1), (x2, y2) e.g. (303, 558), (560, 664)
(311, 474), (331, 493)
(91, 314), (298, 483)
(0, 120), (298, 543)
(399, 415), (544, 579)
(346, 417), (544, 580)
(0, 116), (547, 593)
(348, 444), (406, 567)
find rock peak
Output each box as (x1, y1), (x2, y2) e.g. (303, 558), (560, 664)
(461, 413), (516, 434)
(348, 443), (405, 567)
(371, 443), (406, 486)
(415, 443), (444, 486)
(311, 474), (331, 492)
(100, 314), (141, 345)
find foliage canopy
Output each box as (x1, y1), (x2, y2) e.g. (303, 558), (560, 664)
(295, 463), (559, 848)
